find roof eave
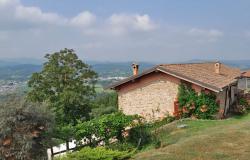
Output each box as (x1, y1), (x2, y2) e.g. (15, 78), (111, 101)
(104, 66), (159, 90)
(157, 67), (221, 93)
(105, 65), (223, 93)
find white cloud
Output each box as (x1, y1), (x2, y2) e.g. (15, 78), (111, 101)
(15, 5), (67, 25)
(0, 1), (96, 29)
(70, 11), (96, 27)
(109, 14), (156, 35)
(0, 0), (19, 7)
(188, 28), (223, 41)
(134, 15), (155, 31)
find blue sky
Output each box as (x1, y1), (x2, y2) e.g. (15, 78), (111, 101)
(0, 0), (250, 62)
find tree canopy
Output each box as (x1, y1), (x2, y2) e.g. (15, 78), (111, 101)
(27, 48), (97, 125)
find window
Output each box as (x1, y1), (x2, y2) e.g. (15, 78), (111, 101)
(247, 78), (250, 88)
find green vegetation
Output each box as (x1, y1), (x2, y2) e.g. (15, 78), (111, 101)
(55, 147), (133, 160)
(239, 97), (249, 106)
(27, 49), (97, 126)
(55, 114), (174, 160)
(91, 91), (118, 118)
(178, 84), (219, 119)
(133, 113), (250, 160)
(0, 96), (54, 160)
(126, 116), (175, 150)
(75, 112), (135, 146)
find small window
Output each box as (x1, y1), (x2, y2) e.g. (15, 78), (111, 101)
(247, 78), (250, 88)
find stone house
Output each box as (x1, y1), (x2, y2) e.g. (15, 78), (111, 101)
(107, 62), (241, 120)
(238, 70), (250, 90)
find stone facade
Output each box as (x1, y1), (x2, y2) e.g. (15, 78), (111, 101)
(118, 80), (179, 120)
(117, 72), (180, 120)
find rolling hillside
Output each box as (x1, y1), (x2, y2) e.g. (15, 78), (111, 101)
(133, 113), (250, 160)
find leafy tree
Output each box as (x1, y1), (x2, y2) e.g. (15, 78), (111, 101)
(91, 91), (118, 118)
(0, 96), (54, 160)
(27, 48), (97, 126)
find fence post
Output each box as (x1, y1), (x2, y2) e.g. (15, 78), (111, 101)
(49, 147), (54, 160)
(66, 141), (69, 151)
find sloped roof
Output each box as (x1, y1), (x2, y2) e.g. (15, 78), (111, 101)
(107, 62), (241, 92)
(242, 70), (250, 78)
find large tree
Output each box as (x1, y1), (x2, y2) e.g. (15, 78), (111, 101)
(27, 48), (97, 126)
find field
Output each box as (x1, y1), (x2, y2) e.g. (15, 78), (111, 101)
(133, 113), (250, 160)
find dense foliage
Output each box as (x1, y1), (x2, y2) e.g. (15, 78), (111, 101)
(239, 98), (249, 106)
(178, 84), (219, 119)
(75, 112), (135, 147)
(55, 147), (133, 160)
(91, 92), (118, 118)
(0, 97), (54, 160)
(27, 48), (97, 126)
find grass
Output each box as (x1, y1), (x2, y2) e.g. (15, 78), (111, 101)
(133, 113), (250, 160)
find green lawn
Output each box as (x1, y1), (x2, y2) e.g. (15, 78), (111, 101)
(133, 113), (250, 160)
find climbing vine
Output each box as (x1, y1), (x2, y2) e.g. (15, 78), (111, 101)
(178, 84), (219, 119)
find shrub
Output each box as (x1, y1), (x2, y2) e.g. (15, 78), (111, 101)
(233, 98), (249, 115)
(239, 98), (249, 107)
(75, 112), (135, 147)
(55, 147), (133, 160)
(0, 97), (54, 160)
(178, 84), (219, 119)
(195, 93), (218, 119)
(127, 124), (152, 148)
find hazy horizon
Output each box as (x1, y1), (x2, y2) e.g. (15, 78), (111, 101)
(1, 57), (250, 65)
(0, 0), (250, 62)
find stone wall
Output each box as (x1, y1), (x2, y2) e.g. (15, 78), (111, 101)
(118, 76), (179, 120)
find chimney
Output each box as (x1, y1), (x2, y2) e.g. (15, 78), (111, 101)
(132, 63), (139, 76)
(215, 62), (221, 74)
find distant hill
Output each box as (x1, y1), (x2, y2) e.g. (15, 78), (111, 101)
(0, 59), (249, 81)
(186, 59), (250, 70)
(0, 58), (43, 66)
(222, 60), (250, 71)
(0, 61), (154, 81)
(0, 64), (42, 81)
(91, 62), (154, 77)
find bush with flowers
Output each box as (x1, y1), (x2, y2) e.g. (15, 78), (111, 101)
(178, 84), (219, 119)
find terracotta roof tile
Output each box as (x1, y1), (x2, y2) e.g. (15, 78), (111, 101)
(107, 62), (241, 92)
(242, 70), (250, 78)
(159, 62), (240, 89)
